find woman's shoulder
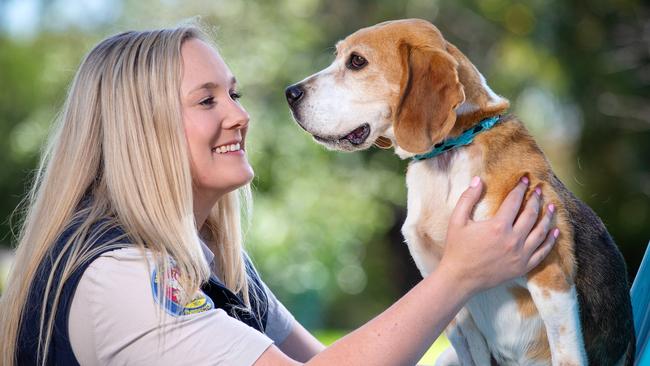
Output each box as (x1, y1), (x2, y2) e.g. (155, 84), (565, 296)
(70, 246), (274, 366)
(55, 216), (130, 250)
(77, 247), (153, 301)
(94, 245), (151, 262)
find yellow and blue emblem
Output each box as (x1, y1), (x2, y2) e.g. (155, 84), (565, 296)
(151, 265), (214, 316)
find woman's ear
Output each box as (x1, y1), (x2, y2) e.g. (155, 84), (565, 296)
(394, 43), (465, 154)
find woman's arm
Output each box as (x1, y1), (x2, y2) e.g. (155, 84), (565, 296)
(255, 176), (557, 365)
(279, 320), (326, 362)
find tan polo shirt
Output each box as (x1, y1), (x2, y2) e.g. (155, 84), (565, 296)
(68, 243), (295, 365)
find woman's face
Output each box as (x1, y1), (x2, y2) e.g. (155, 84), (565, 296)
(180, 39), (253, 203)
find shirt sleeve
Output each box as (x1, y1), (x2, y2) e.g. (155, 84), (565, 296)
(260, 280), (295, 345)
(68, 247), (273, 366)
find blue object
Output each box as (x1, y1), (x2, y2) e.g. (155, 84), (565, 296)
(633, 242), (650, 365)
(412, 115), (502, 161)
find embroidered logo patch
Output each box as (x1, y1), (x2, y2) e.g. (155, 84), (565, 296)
(151, 265), (214, 316)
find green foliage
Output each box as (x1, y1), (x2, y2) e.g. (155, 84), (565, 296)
(0, 33), (90, 244)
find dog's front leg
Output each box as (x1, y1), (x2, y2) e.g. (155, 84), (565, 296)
(527, 279), (587, 365)
(439, 318), (473, 366)
(438, 307), (491, 366)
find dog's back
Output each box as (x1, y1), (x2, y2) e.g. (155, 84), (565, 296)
(552, 173), (635, 365)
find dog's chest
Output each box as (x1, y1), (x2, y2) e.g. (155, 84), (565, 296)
(401, 150), (545, 364)
(402, 149), (487, 276)
(467, 285), (547, 365)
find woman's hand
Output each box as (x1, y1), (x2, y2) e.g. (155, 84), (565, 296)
(439, 176), (558, 296)
(257, 175), (558, 366)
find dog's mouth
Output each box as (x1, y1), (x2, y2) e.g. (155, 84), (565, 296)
(313, 123), (371, 146)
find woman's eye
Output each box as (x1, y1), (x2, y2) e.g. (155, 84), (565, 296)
(346, 53), (368, 70)
(230, 91), (242, 101)
(199, 96), (215, 107)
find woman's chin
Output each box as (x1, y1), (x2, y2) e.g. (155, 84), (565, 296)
(214, 170), (255, 194)
(193, 164), (254, 203)
(237, 165), (255, 186)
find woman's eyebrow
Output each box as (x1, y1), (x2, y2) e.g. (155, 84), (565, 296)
(188, 77), (237, 95)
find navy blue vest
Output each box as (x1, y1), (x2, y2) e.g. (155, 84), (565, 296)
(16, 221), (268, 365)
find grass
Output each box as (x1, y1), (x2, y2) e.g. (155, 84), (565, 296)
(314, 329), (450, 365)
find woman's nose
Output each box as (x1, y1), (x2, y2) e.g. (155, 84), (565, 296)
(224, 103), (250, 130)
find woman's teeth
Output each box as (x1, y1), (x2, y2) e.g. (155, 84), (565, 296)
(212, 143), (241, 154)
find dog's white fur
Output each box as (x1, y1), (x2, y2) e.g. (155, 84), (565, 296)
(290, 58), (396, 152)
(527, 284), (587, 364)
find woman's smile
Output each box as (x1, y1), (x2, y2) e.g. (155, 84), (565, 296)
(211, 141), (243, 155)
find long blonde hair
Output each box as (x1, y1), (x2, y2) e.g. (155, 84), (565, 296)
(0, 25), (253, 366)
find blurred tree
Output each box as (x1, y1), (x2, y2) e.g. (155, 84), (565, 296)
(0, 0), (648, 333)
(552, 0), (650, 279)
(0, 33), (91, 243)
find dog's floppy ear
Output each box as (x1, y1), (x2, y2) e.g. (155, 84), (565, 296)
(394, 43), (465, 154)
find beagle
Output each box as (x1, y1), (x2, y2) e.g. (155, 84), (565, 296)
(286, 19), (635, 366)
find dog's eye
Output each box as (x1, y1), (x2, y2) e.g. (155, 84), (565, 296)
(347, 53), (368, 70)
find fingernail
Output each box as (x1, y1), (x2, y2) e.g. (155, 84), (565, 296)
(553, 228), (560, 239)
(548, 204), (555, 213)
(521, 176), (529, 185)
(535, 186), (542, 196)
(471, 176), (481, 188)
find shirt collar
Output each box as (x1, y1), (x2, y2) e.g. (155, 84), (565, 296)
(199, 239), (215, 267)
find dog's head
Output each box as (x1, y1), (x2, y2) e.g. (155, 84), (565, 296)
(285, 19), (509, 155)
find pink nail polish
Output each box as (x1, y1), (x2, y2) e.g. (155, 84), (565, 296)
(521, 176), (529, 185)
(548, 204), (555, 213)
(471, 176), (481, 187)
(553, 228), (560, 238)
(535, 187), (542, 196)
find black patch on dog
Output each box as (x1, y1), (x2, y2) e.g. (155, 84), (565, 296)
(550, 174), (635, 366)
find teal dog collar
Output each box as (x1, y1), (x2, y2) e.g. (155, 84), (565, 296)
(412, 115), (502, 162)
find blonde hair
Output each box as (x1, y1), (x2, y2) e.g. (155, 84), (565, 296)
(0, 25), (253, 366)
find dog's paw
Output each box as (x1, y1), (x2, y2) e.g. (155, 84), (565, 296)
(435, 347), (461, 366)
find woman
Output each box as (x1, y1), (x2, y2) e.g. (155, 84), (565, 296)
(0, 24), (557, 366)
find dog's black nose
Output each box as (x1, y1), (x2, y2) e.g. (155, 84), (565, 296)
(285, 84), (304, 106)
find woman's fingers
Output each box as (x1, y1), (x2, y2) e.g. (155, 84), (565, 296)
(512, 186), (543, 236)
(526, 228), (560, 271)
(520, 202), (555, 250)
(450, 176), (484, 226)
(495, 177), (530, 225)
